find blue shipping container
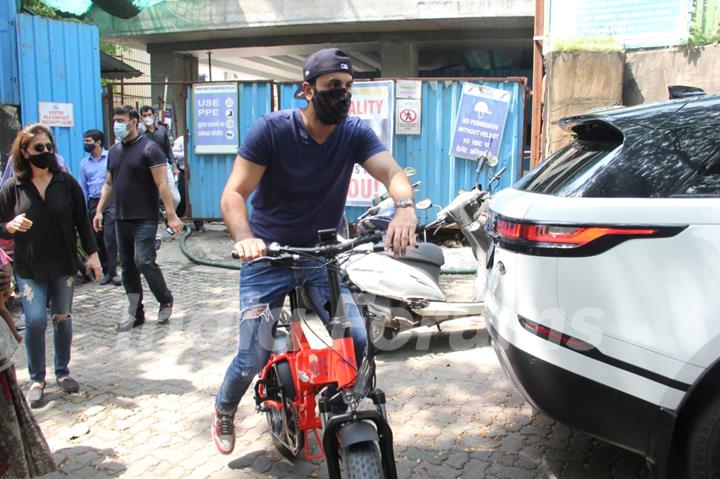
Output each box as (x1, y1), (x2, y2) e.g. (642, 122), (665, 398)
(16, 13), (103, 176)
(0, 2), (19, 105)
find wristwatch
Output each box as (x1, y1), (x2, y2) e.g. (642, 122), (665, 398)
(395, 198), (415, 208)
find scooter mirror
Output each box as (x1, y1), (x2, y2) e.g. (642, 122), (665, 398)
(416, 199), (433, 210)
(486, 155), (499, 168)
(404, 166), (416, 177)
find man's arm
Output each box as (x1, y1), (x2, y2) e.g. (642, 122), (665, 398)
(150, 165), (183, 234)
(362, 151), (418, 256)
(92, 172), (113, 231)
(221, 155), (266, 260)
(78, 162), (89, 204)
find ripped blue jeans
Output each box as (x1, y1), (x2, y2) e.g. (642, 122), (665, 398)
(17, 275), (75, 383)
(215, 257), (367, 413)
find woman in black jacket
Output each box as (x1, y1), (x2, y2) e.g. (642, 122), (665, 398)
(0, 123), (101, 408)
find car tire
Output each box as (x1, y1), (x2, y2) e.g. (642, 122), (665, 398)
(683, 393), (720, 478)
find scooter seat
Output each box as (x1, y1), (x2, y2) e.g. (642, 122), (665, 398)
(382, 242), (445, 281)
(383, 242), (444, 266)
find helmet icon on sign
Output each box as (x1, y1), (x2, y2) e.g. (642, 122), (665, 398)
(225, 98), (234, 108)
(474, 101), (491, 118)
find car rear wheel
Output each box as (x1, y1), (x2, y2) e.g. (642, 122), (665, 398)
(683, 393), (720, 478)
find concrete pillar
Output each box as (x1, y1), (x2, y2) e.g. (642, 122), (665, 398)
(380, 41), (418, 77)
(543, 51), (624, 156)
(150, 51), (198, 137)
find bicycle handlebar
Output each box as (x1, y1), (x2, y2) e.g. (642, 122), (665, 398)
(231, 232), (383, 262)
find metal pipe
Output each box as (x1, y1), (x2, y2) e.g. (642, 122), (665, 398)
(530, 0), (545, 168)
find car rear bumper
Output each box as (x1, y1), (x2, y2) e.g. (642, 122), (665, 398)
(485, 297), (676, 470)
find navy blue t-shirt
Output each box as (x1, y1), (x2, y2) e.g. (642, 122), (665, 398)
(239, 109), (387, 246)
(108, 135), (166, 220)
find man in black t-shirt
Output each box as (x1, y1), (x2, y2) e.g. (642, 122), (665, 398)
(93, 105), (184, 332)
(140, 105), (176, 170)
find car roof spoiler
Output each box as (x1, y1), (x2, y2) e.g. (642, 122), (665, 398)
(668, 85), (705, 99)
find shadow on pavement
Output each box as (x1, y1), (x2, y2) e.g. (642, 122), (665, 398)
(372, 325), (490, 361)
(51, 445), (125, 477)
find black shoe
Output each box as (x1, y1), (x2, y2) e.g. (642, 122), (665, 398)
(111, 275), (122, 286)
(117, 315), (145, 332)
(99, 274), (112, 285)
(57, 375), (80, 394)
(195, 222), (206, 233)
(158, 298), (173, 325)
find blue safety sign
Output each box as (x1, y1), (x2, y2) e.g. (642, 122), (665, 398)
(193, 83), (239, 154)
(450, 83), (511, 163)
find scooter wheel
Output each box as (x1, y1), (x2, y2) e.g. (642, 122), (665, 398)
(367, 319), (398, 354)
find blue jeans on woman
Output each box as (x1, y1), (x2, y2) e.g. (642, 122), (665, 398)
(215, 257), (368, 413)
(18, 275), (75, 383)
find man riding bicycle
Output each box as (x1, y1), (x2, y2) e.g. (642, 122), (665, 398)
(212, 48), (417, 455)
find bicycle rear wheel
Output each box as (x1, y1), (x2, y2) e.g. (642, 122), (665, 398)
(266, 398), (304, 459)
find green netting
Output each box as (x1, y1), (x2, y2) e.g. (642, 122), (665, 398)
(133, 0), (164, 8)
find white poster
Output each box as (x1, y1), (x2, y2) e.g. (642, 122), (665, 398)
(396, 98), (421, 135)
(39, 102), (74, 127)
(346, 81), (395, 206)
(396, 80), (422, 99)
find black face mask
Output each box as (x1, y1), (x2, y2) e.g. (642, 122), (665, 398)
(28, 151), (52, 169)
(312, 87), (352, 125)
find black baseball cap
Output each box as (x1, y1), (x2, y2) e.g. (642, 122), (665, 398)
(293, 48), (354, 99)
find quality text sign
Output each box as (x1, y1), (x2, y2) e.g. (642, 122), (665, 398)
(450, 83), (511, 163)
(193, 83), (238, 154)
(346, 81), (394, 206)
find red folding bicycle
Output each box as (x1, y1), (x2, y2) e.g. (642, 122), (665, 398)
(238, 231), (397, 479)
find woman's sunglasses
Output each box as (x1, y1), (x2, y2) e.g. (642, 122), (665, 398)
(30, 143), (55, 153)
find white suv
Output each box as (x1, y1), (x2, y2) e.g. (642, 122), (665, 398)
(484, 94), (720, 478)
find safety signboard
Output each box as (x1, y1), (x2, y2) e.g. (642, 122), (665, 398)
(192, 83), (238, 154)
(396, 99), (421, 135)
(39, 102), (74, 127)
(450, 83), (511, 162)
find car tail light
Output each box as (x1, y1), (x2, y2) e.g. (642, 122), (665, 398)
(522, 224), (657, 245)
(519, 316), (593, 351)
(496, 219), (522, 239)
(495, 218), (656, 246)
(485, 213), (685, 257)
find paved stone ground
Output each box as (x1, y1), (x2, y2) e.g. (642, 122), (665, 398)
(10, 225), (650, 478)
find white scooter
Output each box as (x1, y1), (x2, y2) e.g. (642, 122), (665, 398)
(341, 167), (505, 349)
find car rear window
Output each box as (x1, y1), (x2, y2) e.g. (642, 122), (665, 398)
(516, 120), (720, 198)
